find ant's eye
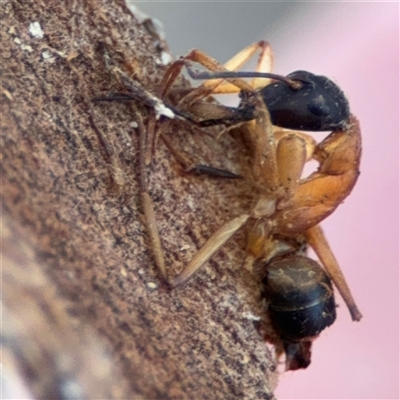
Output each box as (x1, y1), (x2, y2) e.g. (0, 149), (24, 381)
(308, 95), (331, 117)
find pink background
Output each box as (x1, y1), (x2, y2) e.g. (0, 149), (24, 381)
(138, 2), (399, 398)
(269, 4), (399, 400)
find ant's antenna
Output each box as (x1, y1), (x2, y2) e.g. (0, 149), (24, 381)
(185, 62), (302, 89)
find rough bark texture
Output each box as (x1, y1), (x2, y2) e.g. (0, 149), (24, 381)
(1, 1), (277, 399)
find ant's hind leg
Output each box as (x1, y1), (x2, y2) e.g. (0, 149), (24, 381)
(171, 214), (251, 287)
(137, 116), (167, 280)
(305, 225), (363, 321)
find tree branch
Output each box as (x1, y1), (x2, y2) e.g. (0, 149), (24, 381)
(1, 1), (277, 398)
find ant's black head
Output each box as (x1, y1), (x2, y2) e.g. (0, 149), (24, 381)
(260, 70), (350, 131)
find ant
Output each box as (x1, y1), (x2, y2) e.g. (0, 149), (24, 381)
(94, 41), (362, 370)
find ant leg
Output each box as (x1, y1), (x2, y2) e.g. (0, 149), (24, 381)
(157, 43), (273, 130)
(251, 40), (274, 90)
(273, 115), (361, 236)
(93, 68), (175, 120)
(274, 130), (317, 201)
(189, 165), (242, 179)
(276, 134), (307, 200)
(274, 129), (317, 157)
(223, 41), (272, 75)
(176, 42), (272, 107)
(160, 132), (241, 178)
(244, 132), (313, 263)
(171, 214), (251, 287)
(270, 116), (362, 320)
(158, 59), (186, 99)
(305, 225), (363, 321)
(243, 95), (280, 192)
(137, 116), (167, 280)
(146, 118), (159, 166)
(201, 40), (273, 95)
(177, 49), (254, 109)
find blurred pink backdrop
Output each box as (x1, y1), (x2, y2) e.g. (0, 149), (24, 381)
(268, 3), (399, 399)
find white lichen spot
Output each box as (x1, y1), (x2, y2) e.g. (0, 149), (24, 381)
(13, 37), (21, 45)
(127, 4), (165, 37)
(120, 267), (127, 277)
(242, 354), (250, 364)
(2, 88), (14, 101)
(138, 268), (145, 275)
(66, 270), (75, 280)
(158, 51), (173, 66)
(242, 311), (261, 321)
(147, 281), (157, 289)
(21, 44), (33, 52)
(28, 21), (44, 39)
(42, 50), (56, 63)
(42, 111), (53, 122)
(129, 121), (138, 128)
(186, 196), (195, 211)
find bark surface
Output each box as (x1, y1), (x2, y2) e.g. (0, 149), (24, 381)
(1, 1), (277, 398)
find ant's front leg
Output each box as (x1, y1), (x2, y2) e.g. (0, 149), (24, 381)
(160, 130), (242, 179)
(159, 42), (271, 103)
(274, 115), (362, 236)
(273, 116), (362, 321)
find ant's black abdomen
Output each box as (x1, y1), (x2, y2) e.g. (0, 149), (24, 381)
(265, 255), (337, 341)
(264, 255), (336, 370)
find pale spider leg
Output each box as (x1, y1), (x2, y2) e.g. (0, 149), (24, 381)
(200, 40), (273, 95)
(137, 116), (167, 280)
(175, 49), (256, 108)
(156, 52), (242, 104)
(305, 225), (363, 321)
(171, 214), (251, 288)
(251, 40), (274, 90)
(158, 59), (185, 99)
